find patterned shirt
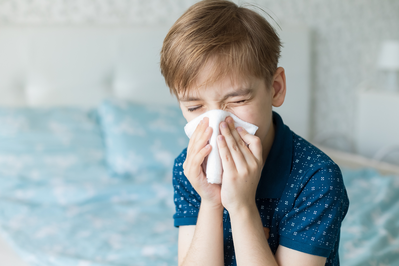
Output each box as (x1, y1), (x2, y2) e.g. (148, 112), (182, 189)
(172, 111), (350, 266)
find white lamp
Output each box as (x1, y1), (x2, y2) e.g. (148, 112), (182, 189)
(377, 40), (399, 92)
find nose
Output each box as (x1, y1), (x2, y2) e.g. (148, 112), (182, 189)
(205, 106), (236, 121)
(208, 103), (227, 112)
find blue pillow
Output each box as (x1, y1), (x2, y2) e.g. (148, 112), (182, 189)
(97, 99), (188, 177)
(0, 107), (105, 177)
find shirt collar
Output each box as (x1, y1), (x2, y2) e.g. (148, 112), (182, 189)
(256, 111), (293, 199)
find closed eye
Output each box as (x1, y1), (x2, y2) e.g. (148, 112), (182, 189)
(187, 106), (201, 112)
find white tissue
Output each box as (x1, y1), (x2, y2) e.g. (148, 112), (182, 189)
(184, 109), (258, 184)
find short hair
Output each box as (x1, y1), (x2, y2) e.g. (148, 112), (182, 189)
(160, 0), (282, 98)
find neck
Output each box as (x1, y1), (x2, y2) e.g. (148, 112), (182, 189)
(262, 118), (275, 167)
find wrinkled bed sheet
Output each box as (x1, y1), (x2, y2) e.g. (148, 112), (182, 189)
(0, 168), (177, 266)
(339, 166), (399, 266)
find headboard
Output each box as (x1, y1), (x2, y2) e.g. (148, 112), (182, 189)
(0, 23), (311, 138)
(0, 25), (176, 107)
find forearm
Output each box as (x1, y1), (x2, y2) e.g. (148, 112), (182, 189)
(229, 203), (278, 266)
(181, 201), (224, 266)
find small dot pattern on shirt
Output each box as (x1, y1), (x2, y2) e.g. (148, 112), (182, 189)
(172, 132), (349, 266)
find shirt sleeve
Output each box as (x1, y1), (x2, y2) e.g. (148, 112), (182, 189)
(278, 162), (350, 257)
(172, 148), (201, 227)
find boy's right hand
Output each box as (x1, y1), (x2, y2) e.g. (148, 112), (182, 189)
(183, 117), (222, 208)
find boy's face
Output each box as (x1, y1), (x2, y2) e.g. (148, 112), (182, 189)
(178, 61), (286, 159)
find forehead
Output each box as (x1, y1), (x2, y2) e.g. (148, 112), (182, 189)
(177, 55), (255, 98)
(178, 73), (253, 101)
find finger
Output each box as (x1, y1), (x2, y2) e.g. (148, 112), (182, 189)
(187, 117), (210, 153)
(184, 143), (212, 178)
(187, 126), (212, 169)
(185, 119), (213, 178)
(193, 143), (212, 176)
(225, 117), (253, 162)
(216, 135), (236, 171)
(236, 127), (263, 163)
(189, 117), (208, 144)
(196, 126), (213, 153)
(219, 120), (246, 170)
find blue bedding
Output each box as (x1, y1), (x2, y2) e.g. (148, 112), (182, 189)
(0, 172), (178, 265)
(0, 105), (182, 266)
(0, 169), (178, 266)
(338, 167), (399, 266)
(0, 103), (398, 266)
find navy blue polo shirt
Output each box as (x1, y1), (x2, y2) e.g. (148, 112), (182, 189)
(172, 111), (349, 266)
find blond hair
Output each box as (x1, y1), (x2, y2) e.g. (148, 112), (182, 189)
(160, 0), (282, 97)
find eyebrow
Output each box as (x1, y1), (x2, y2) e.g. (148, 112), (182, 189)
(179, 87), (253, 102)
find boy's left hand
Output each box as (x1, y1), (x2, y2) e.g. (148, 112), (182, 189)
(217, 116), (263, 214)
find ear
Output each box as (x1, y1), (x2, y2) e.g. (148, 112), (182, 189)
(270, 67), (286, 108)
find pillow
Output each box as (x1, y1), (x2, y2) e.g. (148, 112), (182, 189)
(97, 99), (188, 177)
(0, 107), (105, 178)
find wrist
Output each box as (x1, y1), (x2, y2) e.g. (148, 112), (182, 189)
(200, 200), (224, 212)
(226, 200), (258, 218)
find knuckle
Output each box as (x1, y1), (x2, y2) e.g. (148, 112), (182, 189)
(230, 174), (238, 182)
(183, 163), (191, 176)
(254, 158), (262, 168)
(258, 157), (264, 167)
(241, 167), (249, 177)
(250, 160), (259, 170)
(231, 143), (238, 152)
(237, 139), (247, 149)
(253, 137), (261, 146)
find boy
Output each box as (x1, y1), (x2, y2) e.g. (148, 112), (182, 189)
(160, 1), (349, 265)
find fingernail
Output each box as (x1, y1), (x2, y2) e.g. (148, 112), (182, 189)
(199, 120), (203, 125)
(218, 135), (223, 141)
(221, 122), (227, 128)
(237, 127), (243, 132)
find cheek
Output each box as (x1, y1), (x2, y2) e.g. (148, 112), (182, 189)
(182, 111), (195, 123)
(233, 106), (260, 126)
(181, 109), (204, 123)
(179, 105), (194, 123)
(233, 106), (271, 141)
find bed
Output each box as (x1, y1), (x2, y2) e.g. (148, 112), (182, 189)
(0, 23), (398, 266)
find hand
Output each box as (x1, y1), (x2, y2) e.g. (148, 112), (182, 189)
(217, 116), (263, 213)
(183, 117), (222, 208)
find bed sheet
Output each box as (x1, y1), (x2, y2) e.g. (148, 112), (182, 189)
(0, 168), (178, 266)
(2, 167), (398, 266)
(339, 166), (399, 266)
